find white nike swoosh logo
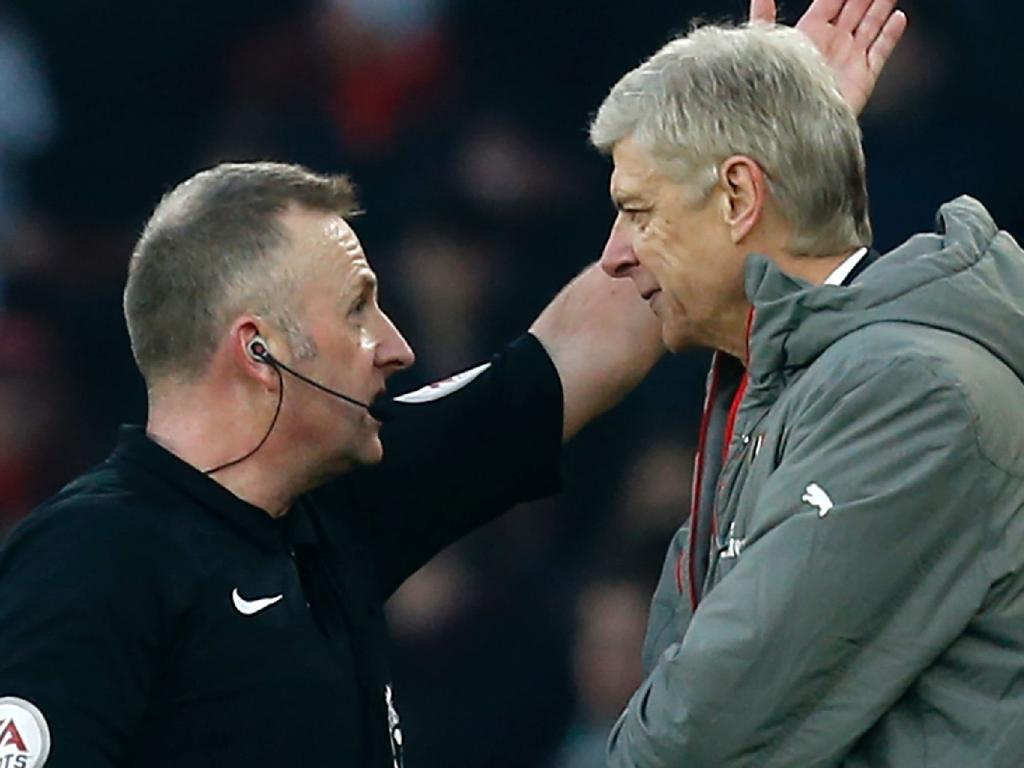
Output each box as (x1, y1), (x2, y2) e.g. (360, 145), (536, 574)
(231, 588), (284, 615)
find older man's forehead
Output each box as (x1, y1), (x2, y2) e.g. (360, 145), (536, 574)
(610, 170), (656, 209)
(610, 140), (663, 200)
(609, 164), (631, 197)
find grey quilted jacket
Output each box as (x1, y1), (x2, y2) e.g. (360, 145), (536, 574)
(608, 197), (1024, 767)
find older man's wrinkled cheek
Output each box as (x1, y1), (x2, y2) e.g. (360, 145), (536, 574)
(635, 219), (676, 268)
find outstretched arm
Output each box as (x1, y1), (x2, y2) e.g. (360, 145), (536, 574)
(530, 263), (664, 442)
(751, 0), (908, 115)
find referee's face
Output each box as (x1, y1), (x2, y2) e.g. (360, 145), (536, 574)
(279, 206), (414, 473)
(601, 136), (749, 354)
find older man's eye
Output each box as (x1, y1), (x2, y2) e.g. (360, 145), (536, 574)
(624, 209), (652, 230)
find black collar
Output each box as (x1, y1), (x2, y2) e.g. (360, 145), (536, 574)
(844, 247), (882, 285)
(112, 425), (290, 553)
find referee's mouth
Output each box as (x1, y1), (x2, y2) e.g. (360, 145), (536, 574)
(367, 388), (394, 423)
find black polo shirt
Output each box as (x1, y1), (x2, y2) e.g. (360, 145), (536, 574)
(0, 333), (562, 768)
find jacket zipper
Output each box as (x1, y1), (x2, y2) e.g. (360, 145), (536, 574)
(703, 402), (773, 591)
(683, 309), (757, 607)
(682, 354), (725, 604)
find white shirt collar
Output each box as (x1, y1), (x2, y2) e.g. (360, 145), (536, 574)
(823, 247), (869, 286)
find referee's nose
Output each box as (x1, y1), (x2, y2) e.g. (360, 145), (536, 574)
(375, 311), (415, 375)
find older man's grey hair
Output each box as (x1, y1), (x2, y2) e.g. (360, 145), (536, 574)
(590, 22), (871, 256)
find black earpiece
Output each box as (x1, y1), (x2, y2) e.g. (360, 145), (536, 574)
(249, 337), (270, 361)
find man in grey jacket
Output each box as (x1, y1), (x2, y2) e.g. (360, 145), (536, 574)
(593, 9), (1024, 768)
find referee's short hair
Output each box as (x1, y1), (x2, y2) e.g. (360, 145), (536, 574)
(124, 162), (359, 387)
(590, 22), (871, 257)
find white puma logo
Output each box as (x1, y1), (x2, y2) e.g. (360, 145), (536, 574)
(802, 483), (834, 517)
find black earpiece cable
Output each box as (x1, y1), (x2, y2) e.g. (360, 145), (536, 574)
(262, 353), (377, 412)
(204, 365), (285, 475)
(203, 339), (392, 475)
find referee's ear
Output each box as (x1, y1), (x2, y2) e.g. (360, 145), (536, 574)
(226, 316), (280, 392)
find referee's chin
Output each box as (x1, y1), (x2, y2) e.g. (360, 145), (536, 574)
(351, 428), (385, 467)
(362, 434), (385, 465)
(318, 433), (384, 483)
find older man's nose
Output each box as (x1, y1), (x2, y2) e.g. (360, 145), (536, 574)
(600, 217), (638, 279)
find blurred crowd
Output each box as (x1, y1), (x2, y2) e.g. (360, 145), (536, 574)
(0, 0), (1017, 765)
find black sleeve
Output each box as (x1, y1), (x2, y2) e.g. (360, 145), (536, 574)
(314, 333), (563, 597)
(0, 505), (169, 767)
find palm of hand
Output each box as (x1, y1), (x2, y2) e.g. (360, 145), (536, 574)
(752, 0), (908, 116)
(799, 17), (874, 114)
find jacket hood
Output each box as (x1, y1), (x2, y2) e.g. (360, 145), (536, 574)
(744, 196), (1024, 385)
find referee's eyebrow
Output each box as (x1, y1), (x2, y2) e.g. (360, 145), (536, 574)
(340, 272), (377, 311)
(352, 272), (378, 296)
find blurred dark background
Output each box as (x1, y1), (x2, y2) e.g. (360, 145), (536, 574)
(0, 1), (1017, 765)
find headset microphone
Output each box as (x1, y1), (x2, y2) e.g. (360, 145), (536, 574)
(248, 337), (394, 422)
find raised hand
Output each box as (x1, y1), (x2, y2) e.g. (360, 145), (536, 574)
(750, 0), (908, 116)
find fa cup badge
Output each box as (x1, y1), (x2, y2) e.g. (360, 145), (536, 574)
(384, 684), (404, 768)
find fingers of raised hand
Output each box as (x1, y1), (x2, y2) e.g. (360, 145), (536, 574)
(835, 0), (874, 34)
(800, 0), (845, 24)
(866, 8), (908, 75)
(855, 0), (900, 46)
(749, 0), (777, 24)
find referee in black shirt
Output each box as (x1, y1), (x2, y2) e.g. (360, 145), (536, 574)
(0, 162), (662, 767)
